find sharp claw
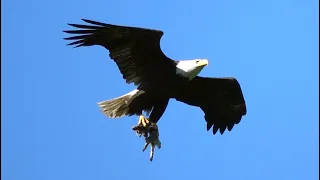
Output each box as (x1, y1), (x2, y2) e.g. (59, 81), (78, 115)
(132, 115), (149, 136)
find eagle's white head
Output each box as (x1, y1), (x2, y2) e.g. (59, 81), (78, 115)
(176, 59), (209, 80)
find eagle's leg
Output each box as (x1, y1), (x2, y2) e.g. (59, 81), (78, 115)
(132, 115), (161, 161)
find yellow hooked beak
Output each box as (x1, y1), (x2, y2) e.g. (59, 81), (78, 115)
(197, 59), (209, 67)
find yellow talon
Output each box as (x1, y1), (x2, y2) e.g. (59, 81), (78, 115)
(140, 115), (149, 127)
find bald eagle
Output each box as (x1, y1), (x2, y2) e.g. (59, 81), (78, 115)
(64, 19), (247, 137)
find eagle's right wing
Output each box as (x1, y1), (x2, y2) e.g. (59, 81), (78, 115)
(63, 19), (176, 88)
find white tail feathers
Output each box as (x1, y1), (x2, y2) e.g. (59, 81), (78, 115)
(98, 89), (139, 118)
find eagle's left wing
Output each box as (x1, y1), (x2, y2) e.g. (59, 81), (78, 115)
(174, 76), (247, 135)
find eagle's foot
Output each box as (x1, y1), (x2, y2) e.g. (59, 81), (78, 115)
(132, 115), (150, 138)
(132, 115), (161, 161)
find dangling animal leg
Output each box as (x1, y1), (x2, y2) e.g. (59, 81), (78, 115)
(139, 100), (168, 161)
(132, 114), (161, 161)
(141, 122), (161, 162)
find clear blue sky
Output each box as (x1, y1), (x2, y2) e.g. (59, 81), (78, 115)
(2, 0), (319, 179)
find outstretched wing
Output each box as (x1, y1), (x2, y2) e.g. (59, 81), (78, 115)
(63, 19), (176, 88)
(174, 76), (247, 135)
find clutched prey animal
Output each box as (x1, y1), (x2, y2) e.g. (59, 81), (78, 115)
(63, 19), (247, 159)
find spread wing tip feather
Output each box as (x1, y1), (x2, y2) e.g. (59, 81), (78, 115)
(207, 122), (240, 135)
(81, 18), (110, 26)
(63, 18), (165, 48)
(63, 20), (104, 48)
